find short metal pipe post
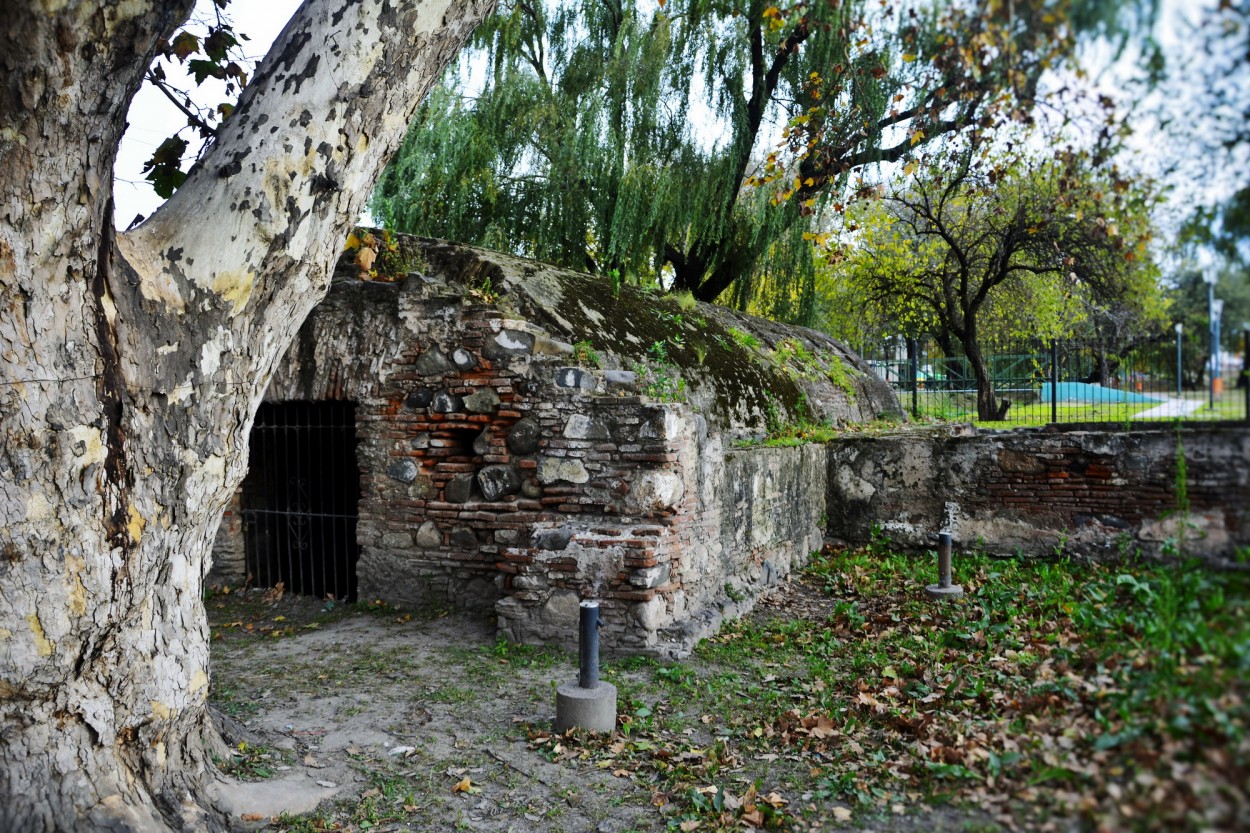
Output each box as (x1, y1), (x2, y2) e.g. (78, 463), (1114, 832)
(578, 600), (600, 689)
(937, 532), (953, 587)
(925, 531), (963, 600)
(555, 599), (617, 733)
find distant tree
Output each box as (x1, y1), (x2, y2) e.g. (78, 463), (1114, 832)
(831, 148), (1164, 420)
(374, 0), (1143, 304)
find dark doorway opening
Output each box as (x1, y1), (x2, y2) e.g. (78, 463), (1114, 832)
(241, 401), (360, 601)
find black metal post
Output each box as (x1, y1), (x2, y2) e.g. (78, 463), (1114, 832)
(937, 532), (953, 588)
(1050, 340), (1059, 425)
(578, 600), (600, 689)
(907, 338), (919, 419)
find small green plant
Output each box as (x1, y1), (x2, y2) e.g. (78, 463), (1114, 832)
(632, 341), (687, 402)
(674, 290), (698, 311)
(822, 352), (858, 400)
(572, 339), (601, 367)
(468, 274), (500, 303)
(727, 326), (761, 351)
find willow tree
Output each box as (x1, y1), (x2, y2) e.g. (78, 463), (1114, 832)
(832, 148), (1163, 420)
(374, 0), (1149, 306)
(0, 2), (492, 830)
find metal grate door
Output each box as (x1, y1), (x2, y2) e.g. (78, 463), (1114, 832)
(241, 401), (360, 601)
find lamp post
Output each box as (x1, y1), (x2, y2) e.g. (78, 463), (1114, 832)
(1203, 269), (1219, 409)
(1175, 322), (1183, 398)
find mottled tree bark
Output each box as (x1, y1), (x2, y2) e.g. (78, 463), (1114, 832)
(0, 2), (494, 830)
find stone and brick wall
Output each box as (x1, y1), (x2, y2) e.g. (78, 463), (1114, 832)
(826, 423), (1250, 561)
(210, 237), (891, 656)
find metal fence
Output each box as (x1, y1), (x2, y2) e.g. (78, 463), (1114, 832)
(859, 335), (1250, 425)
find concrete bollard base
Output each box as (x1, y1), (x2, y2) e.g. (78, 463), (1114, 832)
(925, 583), (964, 600)
(555, 680), (618, 733)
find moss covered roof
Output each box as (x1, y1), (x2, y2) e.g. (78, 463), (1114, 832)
(335, 233), (902, 436)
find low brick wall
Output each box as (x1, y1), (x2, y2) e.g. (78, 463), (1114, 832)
(826, 423), (1250, 561)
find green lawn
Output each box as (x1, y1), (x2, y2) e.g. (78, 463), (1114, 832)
(541, 545), (1250, 831)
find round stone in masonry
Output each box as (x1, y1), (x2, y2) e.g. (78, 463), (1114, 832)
(477, 465), (521, 501)
(451, 348), (478, 370)
(431, 391), (463, 413)
(507, 417), (541, 454)
(464, 386), (501, 414)
(415, 521), (442, 549)
(405, 388), (434, 410)
(387, 459), (419, 484)
(415, 347), (453, 375)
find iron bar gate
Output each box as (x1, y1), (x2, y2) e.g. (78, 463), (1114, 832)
(241, 401), (360, 601)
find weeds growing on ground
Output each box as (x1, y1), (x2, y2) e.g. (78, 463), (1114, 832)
(535, 547), (1250, 831)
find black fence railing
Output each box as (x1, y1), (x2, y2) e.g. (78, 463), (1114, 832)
(859, 336), (1249, 425)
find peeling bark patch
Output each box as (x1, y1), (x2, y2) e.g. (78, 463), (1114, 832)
(282, 55), (320, 95)
(26, 614), (53, 657)
(89, 201), (133, 553)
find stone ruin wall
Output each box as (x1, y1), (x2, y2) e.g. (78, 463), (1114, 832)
(826, 423), (1250, 562)
(212, 238), (889, 656)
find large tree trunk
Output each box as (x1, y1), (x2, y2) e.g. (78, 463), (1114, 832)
(0, 2), (493, 831)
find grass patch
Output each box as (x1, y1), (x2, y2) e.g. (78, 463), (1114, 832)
(534, 546), (1250, 831)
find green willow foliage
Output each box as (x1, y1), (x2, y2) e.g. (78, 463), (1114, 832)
(373, 0), (1151, 313)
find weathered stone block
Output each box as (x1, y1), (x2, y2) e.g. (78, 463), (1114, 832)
(521, 477), (543, 498)
(563, 414), (610, 440)
(387, 459), (418, 484)
(538, 456), (590, 485)
(451, 348), (477, 370)
(629, 563), (670, 589)
(382, 532), (413, 549)
(445, 473), (475, 503)
(450, 527), (479, 549)
(483, 329), (535, 358)
(415, 347), (453, 375)
(415, 521), (441, 549)
(532, 527), (573, 551)
(495, 529), (519, 545)
(478, 465), (521, 501)
(507, 417), (541, 454)
(464, 387), (501, 414)
(634, 597), (668, 631)
(605, 370), (638, 390)
(513, 574), (548, 591)
(554, 367), (596, 391)
(410, 432), (431, 450)
(625, 471), (684, 512)
(472, 428), (491, 456)
(431, 391), (463, 413)
(534, 336), (575, 356)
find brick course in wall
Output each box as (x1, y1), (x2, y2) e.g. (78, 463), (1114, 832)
(826, 423), (1250, 560)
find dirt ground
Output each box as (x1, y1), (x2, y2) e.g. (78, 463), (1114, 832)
(206, 588), (1009, 833)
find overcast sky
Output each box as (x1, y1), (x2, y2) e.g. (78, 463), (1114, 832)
(113, 1), (300, 228)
